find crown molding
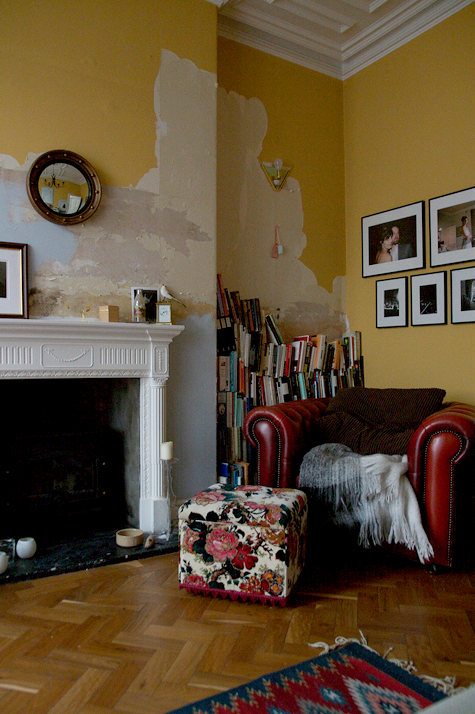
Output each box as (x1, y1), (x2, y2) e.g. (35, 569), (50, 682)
(342, 0), (474, 79)
(218, 14), (342, 79)
(215, 0), (473, 80)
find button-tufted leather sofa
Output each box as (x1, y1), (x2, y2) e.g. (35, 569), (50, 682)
(243, 392), (475, 568)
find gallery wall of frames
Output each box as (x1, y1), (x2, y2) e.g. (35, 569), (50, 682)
(361, 186), (475, 328)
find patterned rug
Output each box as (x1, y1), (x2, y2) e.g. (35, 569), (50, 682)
(168, 640), (451, 713)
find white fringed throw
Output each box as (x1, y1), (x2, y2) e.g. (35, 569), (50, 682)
(299, 443), (434, 563)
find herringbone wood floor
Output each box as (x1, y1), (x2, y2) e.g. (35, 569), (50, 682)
(0, 548), (473, 713)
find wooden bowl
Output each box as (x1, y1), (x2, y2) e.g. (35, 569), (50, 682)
(116, 528), (144, 547)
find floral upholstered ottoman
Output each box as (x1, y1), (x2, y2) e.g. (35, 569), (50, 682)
(178, 484), (307, 605)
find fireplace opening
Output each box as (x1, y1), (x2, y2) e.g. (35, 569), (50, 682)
(3, 429), (125, 542)
(0, 378), (138, 545)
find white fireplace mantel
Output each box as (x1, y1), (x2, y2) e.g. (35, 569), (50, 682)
(0, 318), (184, 534)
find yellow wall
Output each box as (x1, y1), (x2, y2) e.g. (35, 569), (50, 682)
(2, 0), (473, 409)
(344, 4), (475, 404)
(2, 0), (216, 187)
(218, 38), (345, 292)
(1, 0), (218, 499)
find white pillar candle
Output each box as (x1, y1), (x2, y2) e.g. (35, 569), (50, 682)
(161, 441), (173, 460)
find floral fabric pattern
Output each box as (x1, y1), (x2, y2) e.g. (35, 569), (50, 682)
(178, 484), (307, 603)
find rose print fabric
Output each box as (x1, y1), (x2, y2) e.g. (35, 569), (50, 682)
(178, 484), (307, 604)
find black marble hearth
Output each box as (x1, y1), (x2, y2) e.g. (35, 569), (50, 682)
(0, 529), (179, 585)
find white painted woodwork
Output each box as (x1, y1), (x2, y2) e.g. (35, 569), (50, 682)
(211, 0), (472, 79)
(0, 318), (184, 535)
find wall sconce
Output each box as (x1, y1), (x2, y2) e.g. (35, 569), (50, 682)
(260, 158), (292, 191)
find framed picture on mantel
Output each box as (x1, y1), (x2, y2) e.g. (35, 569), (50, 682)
(0, 242), (28, 318)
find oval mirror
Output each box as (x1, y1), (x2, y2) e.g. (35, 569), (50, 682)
(27, 149), (102, 225)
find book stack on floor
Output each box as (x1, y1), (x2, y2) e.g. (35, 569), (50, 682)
(216, 275), (364, 482)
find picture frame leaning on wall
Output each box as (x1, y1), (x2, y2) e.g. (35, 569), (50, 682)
(362, 201), (425, 277)
(429, 186), (475, 267)
(130, 287), (159, 323)
(0, 242), (28, 319)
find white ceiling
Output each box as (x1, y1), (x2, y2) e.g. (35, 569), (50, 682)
(208, 0), (472, 79)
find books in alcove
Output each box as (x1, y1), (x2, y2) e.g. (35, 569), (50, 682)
(216, 274), (364, 482)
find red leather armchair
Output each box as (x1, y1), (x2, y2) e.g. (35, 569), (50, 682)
(244, 397), (475, 568)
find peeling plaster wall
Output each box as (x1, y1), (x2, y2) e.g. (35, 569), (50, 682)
(218, 37), (346, 302)
(0, 49), (217, 500)
(217, 88), (346, 340)
(1, 54), (216, 320)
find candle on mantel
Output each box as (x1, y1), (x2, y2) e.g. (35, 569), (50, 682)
(161, 441), (174, 460)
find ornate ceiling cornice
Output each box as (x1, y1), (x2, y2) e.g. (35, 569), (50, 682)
(207, 0), (473, 80)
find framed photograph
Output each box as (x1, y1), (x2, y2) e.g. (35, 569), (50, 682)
(376, 276), (408, 328)
(0, 242), (28, 318)
(130, 287), (159, 322)
(451, 266), (475, 323)
(362, 201), (425, 277)
(156, 302), (172, 324)
(429, 186), (475, 266)
(411, 272), (446, 326)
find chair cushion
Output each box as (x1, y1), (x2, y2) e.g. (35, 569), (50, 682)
(316, 387), (446, 455)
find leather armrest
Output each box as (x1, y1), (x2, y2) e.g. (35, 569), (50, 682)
(408, 402), (475, 566)
(243, 398), (328, 487)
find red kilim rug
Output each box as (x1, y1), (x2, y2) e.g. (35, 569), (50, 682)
(168, 641), (450, 713)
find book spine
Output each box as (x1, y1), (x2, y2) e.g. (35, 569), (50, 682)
(216, 276), (364, 482)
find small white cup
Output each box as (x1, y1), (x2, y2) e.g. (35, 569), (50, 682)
(0, 552), (8, 574)
(16, 537), (37, 559)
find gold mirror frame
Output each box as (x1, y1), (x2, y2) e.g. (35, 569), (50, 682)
(27, 149), (102, 225)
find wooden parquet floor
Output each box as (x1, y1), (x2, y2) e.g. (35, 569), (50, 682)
(0, 548), (473, 713)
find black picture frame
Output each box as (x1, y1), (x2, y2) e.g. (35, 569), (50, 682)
(362, 201), (425, 277)
(451, 266), (475, 323)
(376, 276), (408, 328)
(0, 242), (28, 318)
(429, 186), (475, 267)
(411, 272), (446, 326)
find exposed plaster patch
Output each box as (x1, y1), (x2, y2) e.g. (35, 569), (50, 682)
(217, 86), (346, 340)
(0, 154), (20, 169)
(153, 50), (217, 240)
(92, 187), (211, 257)
(0, 166), (79, 272)
(0, 51), (217, 319)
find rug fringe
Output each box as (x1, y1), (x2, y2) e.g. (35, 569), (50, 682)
(308, 632), (461, 696)
(308, 629), (369, 655)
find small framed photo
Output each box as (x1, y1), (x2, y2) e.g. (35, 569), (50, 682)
(429, 186), (475, 266)
(451, 266), (475, 323)
(130, 287), (159, 322)
(376, 276), (408, 328)
(411, 272), (446, 326)
(0, 242), (28, 318)
(362, 201), (425, 277)
(156, 302), (172, 324)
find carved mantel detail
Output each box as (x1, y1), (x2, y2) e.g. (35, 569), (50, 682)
(0, 319), (184, 534)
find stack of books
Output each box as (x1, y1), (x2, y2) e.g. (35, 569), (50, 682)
(216, 275), (364, 482)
